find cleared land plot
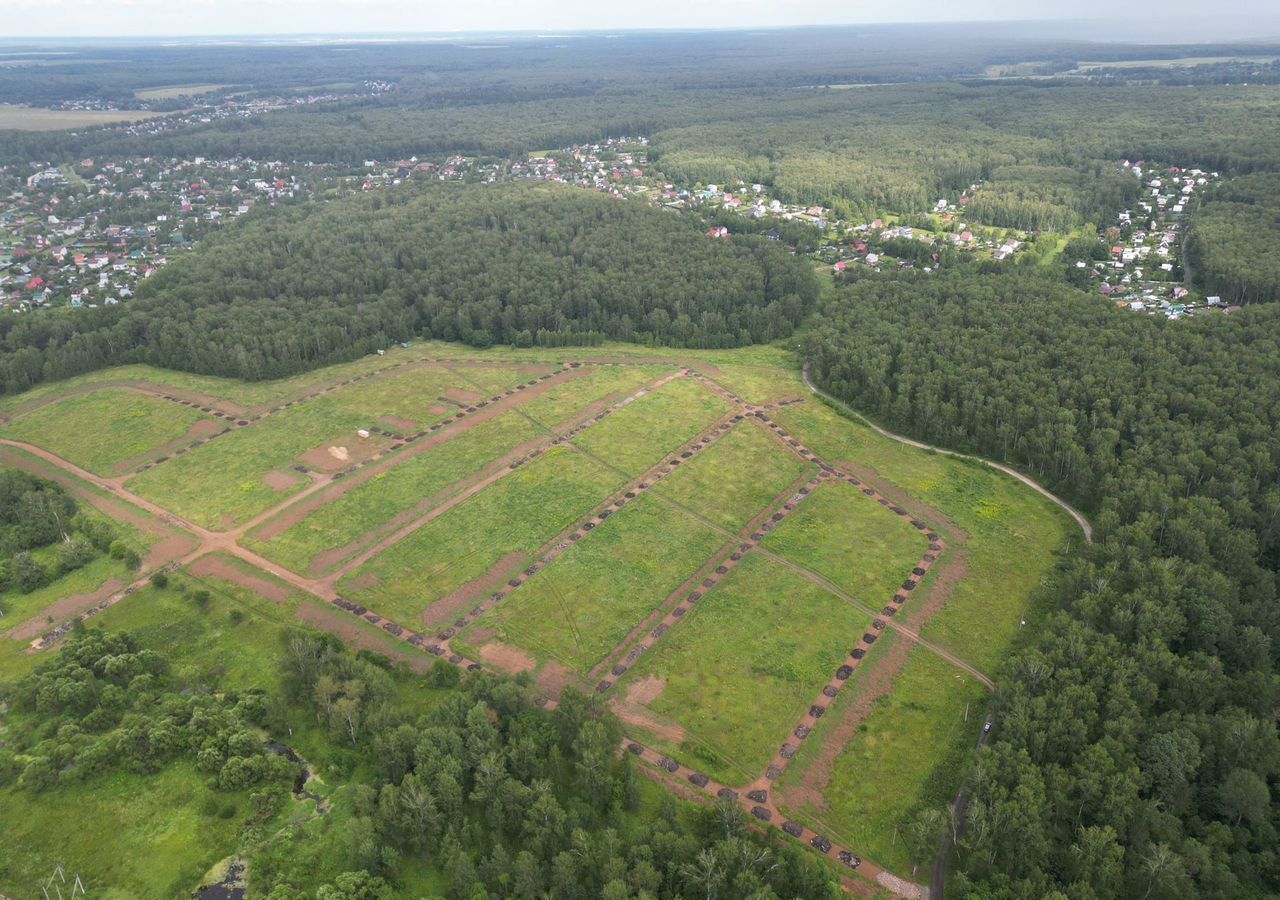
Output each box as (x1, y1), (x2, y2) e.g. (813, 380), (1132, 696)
(1, 388), (214, 475)
(338, 447), (620, 626)
(572, 376), (730, 475)
(777, 647), (989, 875)
(134, 83), (231, 100)
(618, 553), (869, 784)
(244, 411), (545, 574)
(0, 103), (164, 131)
(653, 421), (812, 532)
(762, 478), (928, 604)
(457, 491), (725, 675)
(128, 365), (529, 528)
(516, 364), (675, 429)
(709, 363), (807, 406)
(774, 400), (1071, 672)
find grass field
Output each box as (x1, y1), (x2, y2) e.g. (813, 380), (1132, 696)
(762, 478), (928, 605)
(338, 447), (621, 625)
(777, 647), (990, 876)
(774, 399), (1071, 672)
(0, 103), (164, 131)
(515, 364), (675, 428)
(134, 83), (232, 100)
(244, 411), (545, 574)
(1, 388), (214, 475)
(128, 365), (531, 528)
(572, 375), (731, 475)
(618, 554), (868, 784)
(653, 420), (813, 532)
(457, 491), (726, 675)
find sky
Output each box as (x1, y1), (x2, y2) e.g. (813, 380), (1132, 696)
(4, 0), (1280, 39)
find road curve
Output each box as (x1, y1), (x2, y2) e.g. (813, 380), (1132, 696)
(800, 363), (1093, 544)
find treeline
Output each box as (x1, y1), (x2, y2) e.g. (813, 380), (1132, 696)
(0, 182), (816, 394)
(1187, 173), (1280, 303)
(0, 469), (140, 599)
(254, 633), (843, 898)
(0, 630), (296, 793)
(805, 270), (1280, 898)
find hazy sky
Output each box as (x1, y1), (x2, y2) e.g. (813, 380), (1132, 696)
(5, 0), (1280, 39)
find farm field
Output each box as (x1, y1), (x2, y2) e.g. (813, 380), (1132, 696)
(652, 419), (813, 532)
(761, 477), (930, 605)
(244, 411), (545, 575)
(455, 491), (726, 676)
(615, 553), (871, 785)
(338, 447), (621, 626)
(0, 387), (214, 475)
(0, 341), (1075, 895)
(571, 374), (731, 475)
(0, 103), (164, 130)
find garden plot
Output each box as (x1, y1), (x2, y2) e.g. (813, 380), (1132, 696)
(455, 491), (724, 676)
(775, 646), (989, 876)
(614, 553), (867, 785)
(653, 420), (813, 532)
(515, 364), (676, 430)
(244, 412), (545, 575)
(337, 447), (621, 627)
(762, 478), (928, 604)
(1, 388), (215, 476)
(571, 375), (731, 475)
(127, 366), (524, 529)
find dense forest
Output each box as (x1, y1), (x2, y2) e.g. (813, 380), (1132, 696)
(2, 626), (845, 898)
(0, 182), (815, 392)
(1187, 173), (1280, 303)
(806, 270), (1280, 898)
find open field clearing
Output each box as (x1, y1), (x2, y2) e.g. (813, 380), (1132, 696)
(762, 477), (929, 604)
(513, 363), (675, 428)
(134, 83), (232, 100)
(653, 419), (813, 531)
(456, 491), (725, 676)
(338, 447), (620, 626)
(127, 364), (531, 528)
(1073, 55), (1279, 70)
(616, 553), (868, 784)
(706, 362), (809, 406)
(244, 412), (545, 574)
(0, 103), (165, 130)
(776, 646), (990, 876)
(571, 375), (731, 475)
(0, 387), (215, 475)
(773, 399), (1072, 672)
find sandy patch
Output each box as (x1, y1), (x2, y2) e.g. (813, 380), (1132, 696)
(610, 677), (686, 744)
(188, 555), (292, 603)
(294, 603), (431, 672)
(263, 469), (302, 492)
(626, 673), (668, 705)
(5, 578), (124, 641)
(420, 552), (527, 629)
(143, 533), (197, 569)
(535, 660), (579, 698)
(478, 641), (537, 674)
(298, 436), (387, 473)
(378, 415), (417, 432)
(429, 405), (449, 416)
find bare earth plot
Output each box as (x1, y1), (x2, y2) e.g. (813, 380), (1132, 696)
(0, 343), (1077, 898)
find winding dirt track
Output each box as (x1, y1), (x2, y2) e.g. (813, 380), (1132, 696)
(801, 362), (1092, 544)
